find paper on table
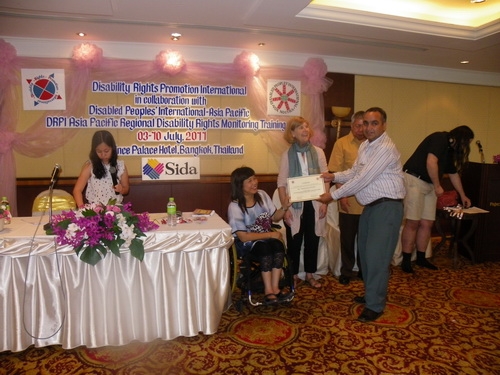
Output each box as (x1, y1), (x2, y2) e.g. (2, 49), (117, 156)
(192, 209), (215, 217)
(445, 206), (489, 215)
(452, 206), (489, 214)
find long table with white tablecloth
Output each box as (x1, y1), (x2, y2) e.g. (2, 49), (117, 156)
(0, 213), (233, 352)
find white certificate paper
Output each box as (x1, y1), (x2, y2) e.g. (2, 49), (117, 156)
(287, 174), (326, 203)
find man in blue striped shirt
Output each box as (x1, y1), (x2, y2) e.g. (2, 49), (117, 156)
(319, 107), (405, 323)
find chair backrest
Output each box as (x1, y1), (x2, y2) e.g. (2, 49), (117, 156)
(272, 188), (284, 227)
(271, 188), (288, 245)
(32, 189), (77, 216)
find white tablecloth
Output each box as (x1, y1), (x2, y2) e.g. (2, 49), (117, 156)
(0, 213), (233, 352)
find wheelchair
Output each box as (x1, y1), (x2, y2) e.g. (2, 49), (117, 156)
(229, 235), (295, 312)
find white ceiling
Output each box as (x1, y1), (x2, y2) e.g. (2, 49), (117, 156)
(1, 0), (499, 74)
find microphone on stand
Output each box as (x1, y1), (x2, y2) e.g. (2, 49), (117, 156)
(109, 165), (120, 195)
(44, 164), (61, 231)
(50, 164), (61, 188)
(476, 140), (485, 164)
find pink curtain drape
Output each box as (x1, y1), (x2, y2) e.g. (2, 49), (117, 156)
(0, 40), (332, 216)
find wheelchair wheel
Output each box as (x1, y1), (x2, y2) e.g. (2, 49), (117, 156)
(228, 243), (239, 293)
(236, 251), (295, 308)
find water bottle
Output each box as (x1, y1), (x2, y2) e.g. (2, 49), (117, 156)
(167, 197), (177, 226)
(1, 196), (11, 224)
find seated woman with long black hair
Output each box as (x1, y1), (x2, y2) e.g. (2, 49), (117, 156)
(228, 167), (291, 303)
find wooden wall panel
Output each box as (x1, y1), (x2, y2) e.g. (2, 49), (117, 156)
(16, 175), (278, 223)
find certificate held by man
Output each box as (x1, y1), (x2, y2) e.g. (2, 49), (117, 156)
(287, 174), (326, 203)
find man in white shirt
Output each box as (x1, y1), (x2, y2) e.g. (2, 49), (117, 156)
(319, 107), (405, 323)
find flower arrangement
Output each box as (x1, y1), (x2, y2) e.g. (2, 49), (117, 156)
(0, 202), (11, 223)
(46, 201), (159, 265)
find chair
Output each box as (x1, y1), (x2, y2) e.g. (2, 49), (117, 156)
(32, 189), (77, 216)
(228, 238), (295, 311)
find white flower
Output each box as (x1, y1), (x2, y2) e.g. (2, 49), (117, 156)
(119, 223), (136, 247)
(64, 223), (81, 240)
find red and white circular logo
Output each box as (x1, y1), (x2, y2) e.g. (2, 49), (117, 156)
(26, 73), (62, 106)
(268, 81), (300, 115)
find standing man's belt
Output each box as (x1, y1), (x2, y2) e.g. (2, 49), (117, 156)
(366, 197), (403, 207)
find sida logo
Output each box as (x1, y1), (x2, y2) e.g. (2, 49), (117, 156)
(142, 157), (200, 181)
(267, 80), (301, 116)
(142, 159), (165, 179)
(165, 162), (198, 176)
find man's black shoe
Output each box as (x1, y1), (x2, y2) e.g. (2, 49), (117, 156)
(353, 296), (366, 304)
(339, 275), (350, 285)
(357, 307), (383, 323)
(401, 263), (414, 273)
(416, 258), (438, 270)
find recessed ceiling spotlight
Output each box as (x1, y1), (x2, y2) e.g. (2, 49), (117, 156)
(258, 42), (266, 47)
(171, 32), (182, 41)
(76, 32), (86, 37)
(470, 0), (486, 3)
(460, 60), (470, 64)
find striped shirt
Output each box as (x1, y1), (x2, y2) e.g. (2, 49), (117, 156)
(331, 132), (405, 205)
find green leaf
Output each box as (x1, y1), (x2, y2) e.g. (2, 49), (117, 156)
(74, 243), (84, 255)
(107, 198), (117, 206)
(82, 210), (98, 218)
(129, 238), (145, 262)
(58, 218), (73, 229)
(80, 246), (103, 266)
(103, 238), (122, 257)
(134, 229), (146, 238)
(95, 244), (108, 257)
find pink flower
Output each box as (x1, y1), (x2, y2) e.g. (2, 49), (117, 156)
(72, 43), (103, 69)
(0, 39), (18, 82)
(155, 50), (186, 75)
(233, 51), (260, 77)
(302, 58), (330, 95)
(0, 208), (11, 219)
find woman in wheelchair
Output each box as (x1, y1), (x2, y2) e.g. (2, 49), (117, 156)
(228, 167), (291, 303)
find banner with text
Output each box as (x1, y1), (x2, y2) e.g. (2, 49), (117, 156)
(44, 79), (287, 157)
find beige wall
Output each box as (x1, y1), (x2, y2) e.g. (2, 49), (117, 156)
(355, 76), (500, 165)
(14, 75), (500, 178)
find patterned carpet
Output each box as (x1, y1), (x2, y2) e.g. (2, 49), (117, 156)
(2, 242), (500, 375)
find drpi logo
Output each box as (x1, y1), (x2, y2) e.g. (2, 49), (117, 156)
(268, 81), (299, 114)
(26, 73), (63, 106)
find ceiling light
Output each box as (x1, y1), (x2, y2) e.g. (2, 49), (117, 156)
(171, 33), (181, 41)
(258, 42), (265, 47)
(470, 0), (486, 3)
(76, 32), (86, 37)
(460, 60), (470, 64)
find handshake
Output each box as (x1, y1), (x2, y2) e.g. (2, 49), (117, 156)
(317, 172), (335, 204)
